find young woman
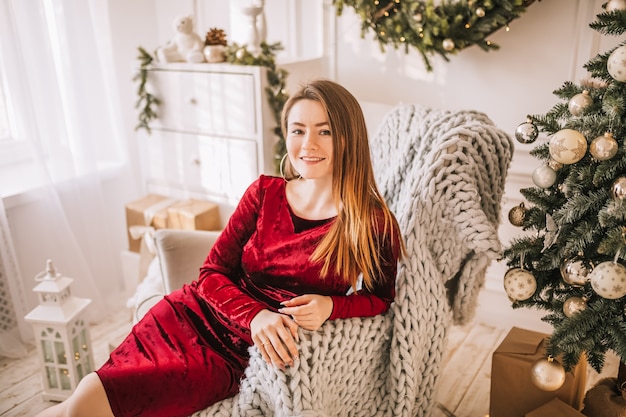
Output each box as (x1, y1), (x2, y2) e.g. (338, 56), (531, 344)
(35, 79), (404, 417)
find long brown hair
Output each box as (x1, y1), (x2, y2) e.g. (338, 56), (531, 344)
(281, 79), (405, 290)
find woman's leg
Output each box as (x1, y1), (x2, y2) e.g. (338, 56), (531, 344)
(34, 372), (114, 417)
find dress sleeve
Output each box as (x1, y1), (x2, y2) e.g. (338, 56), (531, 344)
(196, 177), (268, 329)
(327, 216), (400, 320)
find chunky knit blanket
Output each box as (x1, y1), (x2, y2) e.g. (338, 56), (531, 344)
(194, 104), (513, 417)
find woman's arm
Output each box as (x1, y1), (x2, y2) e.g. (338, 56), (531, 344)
(196, 178), (268, 329)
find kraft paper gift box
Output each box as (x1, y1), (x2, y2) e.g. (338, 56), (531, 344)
(125, 193), (177, 253)
(524, 398), (585, 417)
(166, 199), (221, 231)
(489, 326), (587, 417)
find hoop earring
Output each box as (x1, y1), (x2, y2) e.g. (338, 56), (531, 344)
(279, 153), (289, 180)
(279, 153), (301, 181)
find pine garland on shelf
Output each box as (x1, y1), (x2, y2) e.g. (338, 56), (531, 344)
(133, 47), (160, 133)
(333, 0), (536, 71)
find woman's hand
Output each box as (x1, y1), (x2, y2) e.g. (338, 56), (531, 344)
(279, 294), (333, 331)
(250, 309), (299, 368)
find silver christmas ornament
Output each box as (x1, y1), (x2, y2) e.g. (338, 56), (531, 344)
(611, 176), (626, 201)
(563, 297), (587, 317)
(590, 132), (619, 161)
(568, 90), (593, 117)
(560, 256), (594, 287)
(532, 165), (557, 188)
(515, 119), (539, 144)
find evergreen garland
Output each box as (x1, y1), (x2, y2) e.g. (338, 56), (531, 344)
(333, 0), (536, 71)
(133, 47), (160, 133)
(502, 7), (626, 375)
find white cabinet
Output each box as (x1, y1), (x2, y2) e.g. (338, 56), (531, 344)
(138, 63), (277, 211)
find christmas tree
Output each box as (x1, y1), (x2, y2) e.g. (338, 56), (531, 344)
(502, 0), (626, 396)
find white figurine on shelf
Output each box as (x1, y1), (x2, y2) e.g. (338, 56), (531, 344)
(156, 15), (205, 63)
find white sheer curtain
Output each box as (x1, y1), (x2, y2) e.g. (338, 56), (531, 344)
(0, 0), (136, 357)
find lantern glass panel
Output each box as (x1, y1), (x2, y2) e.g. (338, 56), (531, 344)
(41, 340), (54, 363)
(46, 366), (58, 389)
(77, 363), (84, 379)
(80, 328), (88, 351)
(72, 335), (80, 361)
(59, 369), (71, 390)
(55, 341), (67, 364)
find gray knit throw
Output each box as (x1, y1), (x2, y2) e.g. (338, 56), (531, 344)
(194, 104), (513, 417)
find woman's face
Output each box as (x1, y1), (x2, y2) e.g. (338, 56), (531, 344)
(286, 99), (334, 181)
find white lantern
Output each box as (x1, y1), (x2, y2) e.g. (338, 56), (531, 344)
(24, 260), (94, 401)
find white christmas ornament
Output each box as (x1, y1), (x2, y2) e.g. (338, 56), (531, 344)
(532, 165), (557, 188)
(549, 129), (588, 164)
(504, 268), (537, 301)
(590, 261), (626, 299)
(606, 0), (626, 12)
(607, 45), (626, 82)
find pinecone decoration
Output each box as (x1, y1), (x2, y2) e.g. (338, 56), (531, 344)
(205, 28), (227, 46)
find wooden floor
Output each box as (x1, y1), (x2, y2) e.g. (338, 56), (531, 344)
(0, 309), (619, 417)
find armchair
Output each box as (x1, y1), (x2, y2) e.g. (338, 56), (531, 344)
(151, 104), (513, 417)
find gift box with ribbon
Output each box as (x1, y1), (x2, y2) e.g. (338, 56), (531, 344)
(125, 194), (178, 253)
(489, 327), (587, 417)
(166, 199), (221, 231)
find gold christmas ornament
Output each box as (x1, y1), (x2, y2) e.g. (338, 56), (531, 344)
(607, 45), (626, 82)
(503, 268), (537, 301)
(568, 90), (593, 117)
(590, 132), (619, 161)
(532, 165), (557, 189)
(549, 129), (588, 164)
(475, 7), (485, 17)
(560, 255), (594, 287)
(563, 296), (588, 317)
(530, 356), (566, 391)
(548, 159), (564, 171)
(508, 203), (527, 227)
(611, 176), (626, 201)
(442, 38), (455, 52)
(590, 261), (626, 299)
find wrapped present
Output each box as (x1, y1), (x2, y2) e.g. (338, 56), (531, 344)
(166, 199), (220, 231)
(125, 194), (177, 253)
(525, 398), (585, 417)
(490, 327), (587, 417)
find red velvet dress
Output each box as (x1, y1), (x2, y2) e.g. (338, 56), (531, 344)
(97, 175), (398, 417)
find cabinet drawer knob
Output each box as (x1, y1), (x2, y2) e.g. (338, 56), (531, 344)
(188, 97), (197, 105)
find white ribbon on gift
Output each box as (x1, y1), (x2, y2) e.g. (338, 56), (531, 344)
(128, 197), (178, 255)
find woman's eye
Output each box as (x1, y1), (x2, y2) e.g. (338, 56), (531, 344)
(320, 129), (331, 136)
(291, 129), (304, 135)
